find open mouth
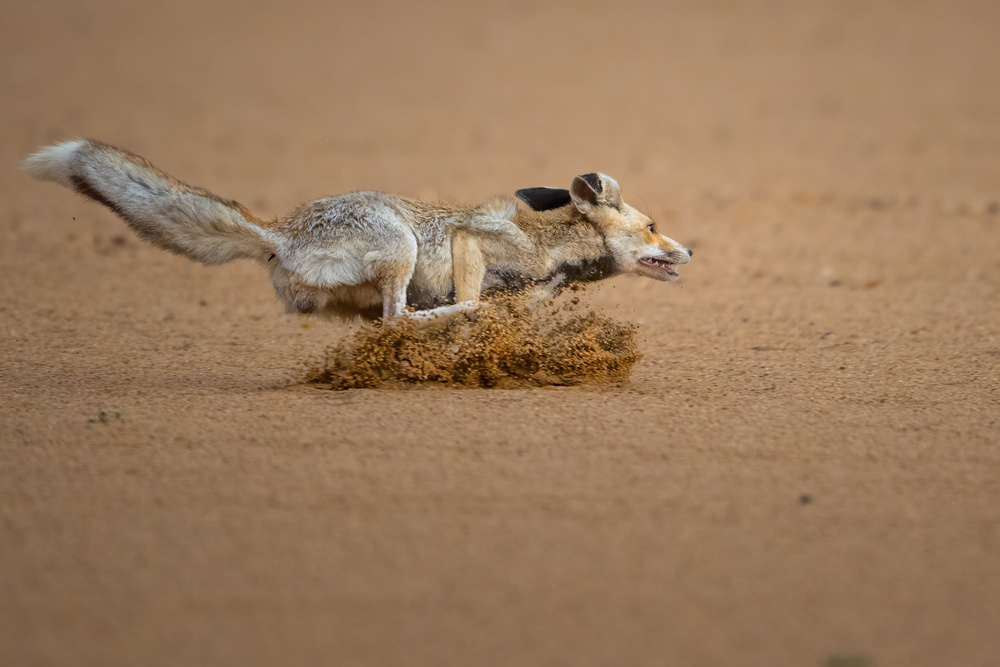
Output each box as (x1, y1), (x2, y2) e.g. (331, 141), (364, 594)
(638, 256), (679, 278)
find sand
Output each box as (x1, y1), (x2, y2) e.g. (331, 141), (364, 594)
(1, 0), (999, 665)
(304, 291), (642, 389)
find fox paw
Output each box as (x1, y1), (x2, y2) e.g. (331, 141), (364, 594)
(403, 301), (488, 322)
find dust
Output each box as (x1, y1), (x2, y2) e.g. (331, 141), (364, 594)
(304, 290), (641, 389)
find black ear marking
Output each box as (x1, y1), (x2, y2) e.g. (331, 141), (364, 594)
(515, 187), (573, 211)
(578, 173), (602, 194)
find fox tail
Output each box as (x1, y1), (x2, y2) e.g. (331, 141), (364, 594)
(23, 139), (272, 265)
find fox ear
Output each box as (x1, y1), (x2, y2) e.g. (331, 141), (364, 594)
(515, 187), (572, 211)
(570, 173), (622, 213)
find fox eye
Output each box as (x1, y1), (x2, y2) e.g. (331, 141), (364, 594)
(647, 224), (656, 234)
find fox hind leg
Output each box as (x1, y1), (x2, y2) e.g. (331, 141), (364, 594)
(270, 211), (419, 320)
(367, 231), (418, 320)
(291, 285), (328, 314)
(268, 261), (328, 314)
(377, 262), (415, 320)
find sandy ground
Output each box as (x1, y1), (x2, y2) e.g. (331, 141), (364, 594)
(2, 0), (999, 665)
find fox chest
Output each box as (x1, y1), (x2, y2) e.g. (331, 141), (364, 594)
(481, 255), (616, 293)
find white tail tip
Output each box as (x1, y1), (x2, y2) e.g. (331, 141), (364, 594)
(22, 140), (87, 186)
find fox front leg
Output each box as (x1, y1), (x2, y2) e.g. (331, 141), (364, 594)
(386, 231), (487, 324)
(451, 229), (486, 304)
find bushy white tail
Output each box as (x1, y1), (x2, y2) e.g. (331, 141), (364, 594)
(24, 139), (272, 265)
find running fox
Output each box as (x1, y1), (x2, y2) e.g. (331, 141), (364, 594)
(24, 139), (692, 320)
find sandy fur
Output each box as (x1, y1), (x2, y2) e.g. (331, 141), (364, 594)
(25, 141), (691, 320)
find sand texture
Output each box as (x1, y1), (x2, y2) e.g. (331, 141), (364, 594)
(2, 1), (999, 665)
(305, 292), (641, 389)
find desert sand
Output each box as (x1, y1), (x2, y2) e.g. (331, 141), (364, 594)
(2, 0), (999, 665)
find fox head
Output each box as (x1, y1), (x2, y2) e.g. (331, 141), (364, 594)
(516, 173), (692, 282)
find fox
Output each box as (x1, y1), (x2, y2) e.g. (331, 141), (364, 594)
(23, 139), (692, 321)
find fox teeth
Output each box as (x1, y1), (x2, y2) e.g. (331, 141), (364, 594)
(639, 256), (679, 276)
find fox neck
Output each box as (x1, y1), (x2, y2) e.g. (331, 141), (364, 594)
(512, 206), (618, 284)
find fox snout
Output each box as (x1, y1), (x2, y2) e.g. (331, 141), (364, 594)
(657, 238), (693, 264)
(633, 235), (692, 281)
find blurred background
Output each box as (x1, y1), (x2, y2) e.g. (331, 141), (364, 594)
(2, 1), (999, 665)
(6, 0), (999, 201)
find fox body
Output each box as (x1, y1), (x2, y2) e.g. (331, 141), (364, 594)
(24, 139), (692, 320)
